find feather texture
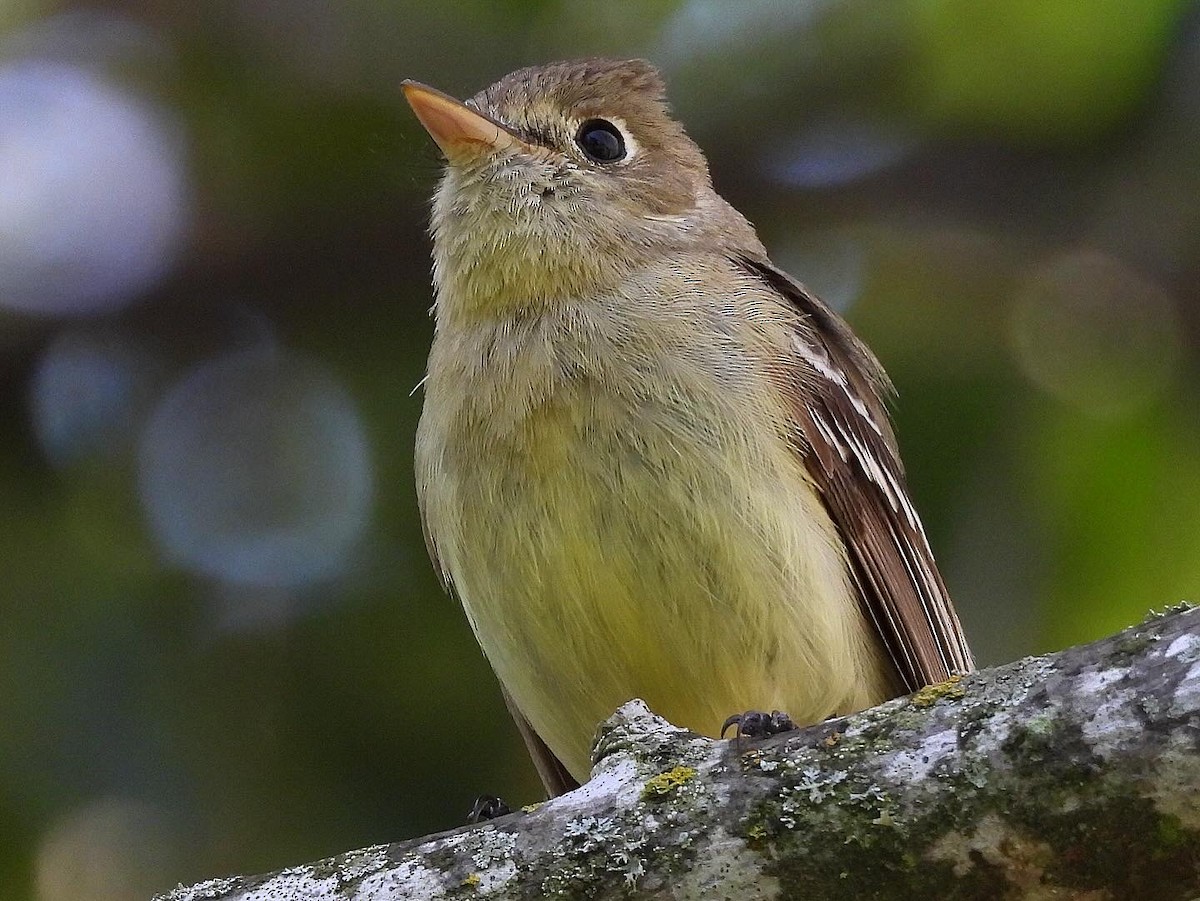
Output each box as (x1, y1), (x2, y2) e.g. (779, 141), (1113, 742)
(407, 58), (975, 797)
(740, 257), (975, 689)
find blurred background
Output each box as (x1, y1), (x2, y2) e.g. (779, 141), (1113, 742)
(1, 0), (1198, 897)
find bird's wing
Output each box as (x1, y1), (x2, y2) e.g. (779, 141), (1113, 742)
(738, 256), (975, 691)
(501, 688), (579, 798)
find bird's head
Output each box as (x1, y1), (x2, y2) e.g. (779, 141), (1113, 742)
(404, 58), (756, 320)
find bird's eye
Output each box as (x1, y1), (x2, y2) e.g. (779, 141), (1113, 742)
(575, 119), (626, 163)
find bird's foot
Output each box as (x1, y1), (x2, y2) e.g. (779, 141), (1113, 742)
(721, 709), (797, 740)
(467, 795), (513, 823)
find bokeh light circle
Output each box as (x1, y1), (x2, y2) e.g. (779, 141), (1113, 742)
(138, 348), (373, 588)
(1009, 249), (1181, 418)
(766, 117), (919, 188)
(0, 61), (187, 316)
(30, 328), (158, 466)
(773, 232), (866, 313)
(35, 798), (177, 901)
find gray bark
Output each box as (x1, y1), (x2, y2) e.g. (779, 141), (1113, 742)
(156, 605), (1200, 900)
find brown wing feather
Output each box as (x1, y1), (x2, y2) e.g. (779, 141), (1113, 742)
(739, 257), (975, 691)
(501, 688), (579, 798)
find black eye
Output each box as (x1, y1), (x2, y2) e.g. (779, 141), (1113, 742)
(575, 119), (626, 163)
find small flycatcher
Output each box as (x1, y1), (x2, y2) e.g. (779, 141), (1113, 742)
(404, 59), (974, 796)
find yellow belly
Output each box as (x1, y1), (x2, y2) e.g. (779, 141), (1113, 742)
(420, 381), (895, 781)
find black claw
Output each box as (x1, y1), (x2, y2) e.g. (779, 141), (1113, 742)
(468, 795), (512, 823)
(721, 713), (744, 739)
(722, 709), (797, 740)
(766, 710), (796, 735)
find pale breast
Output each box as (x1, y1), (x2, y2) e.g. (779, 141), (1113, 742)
(415, 275), (891, 780)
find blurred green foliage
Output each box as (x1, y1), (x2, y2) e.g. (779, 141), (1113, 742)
(906, 0), (1191, 140)
(0, 1), (1198, 898)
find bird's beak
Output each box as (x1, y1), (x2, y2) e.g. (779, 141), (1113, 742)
(402, 79), (533, 161)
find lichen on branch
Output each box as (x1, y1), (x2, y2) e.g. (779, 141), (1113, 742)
(157, 605), (1200, 901)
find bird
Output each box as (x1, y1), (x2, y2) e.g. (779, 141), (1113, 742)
(403, 58), (974, 797)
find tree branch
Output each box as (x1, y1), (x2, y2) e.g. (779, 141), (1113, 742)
(156, 605), (1200, 900)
